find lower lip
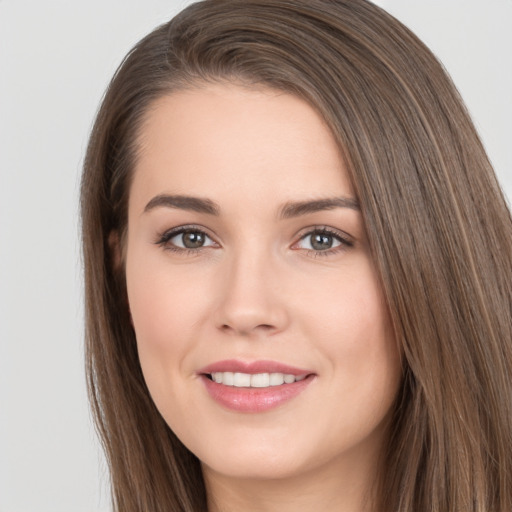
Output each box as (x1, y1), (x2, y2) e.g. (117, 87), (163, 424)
(200, 375), (314, 413)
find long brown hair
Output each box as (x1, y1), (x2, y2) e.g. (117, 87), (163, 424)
(80, 1), (512, 510)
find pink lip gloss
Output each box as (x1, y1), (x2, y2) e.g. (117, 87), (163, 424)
(198, 360), (315, 413)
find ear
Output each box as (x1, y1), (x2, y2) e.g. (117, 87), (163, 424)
(108, 230), (133, 326)
(108, 230), (123, 271)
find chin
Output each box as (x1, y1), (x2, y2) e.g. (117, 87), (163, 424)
(201, 452), (309, 481)
(194, 428), (335, 483)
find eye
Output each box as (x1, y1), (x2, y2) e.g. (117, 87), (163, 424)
(156, 226), (217, 253)
(171, 229), (213, 249)
(294, 227), (353, 255)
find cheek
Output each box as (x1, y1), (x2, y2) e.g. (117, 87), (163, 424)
(345, 284), (399, 382)
(125, 258), (214, 426)
(125, 252), (208, 383)
(127, 242), (205, 331)
(304, 263), (395, 352)
(305, 265), (401, 401)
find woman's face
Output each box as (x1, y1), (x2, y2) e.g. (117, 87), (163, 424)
(125, 83), (402, 484)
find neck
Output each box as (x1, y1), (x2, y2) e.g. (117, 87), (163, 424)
(203, 449), (383, 512)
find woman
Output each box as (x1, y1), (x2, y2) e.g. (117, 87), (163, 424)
(80, 0), (512, 510)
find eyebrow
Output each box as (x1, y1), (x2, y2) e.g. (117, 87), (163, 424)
(278, 197), (360, 218)
(144, 194), (220, 215)
(143, 194), (360, 218)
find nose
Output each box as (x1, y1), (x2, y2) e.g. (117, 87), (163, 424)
(213, 250), (290, 338)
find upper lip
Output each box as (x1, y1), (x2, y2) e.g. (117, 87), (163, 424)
(198, 359), (314, 376)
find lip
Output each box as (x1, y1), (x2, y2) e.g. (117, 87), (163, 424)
(198, 359), (312, 375)
(198, 359), (316, 413)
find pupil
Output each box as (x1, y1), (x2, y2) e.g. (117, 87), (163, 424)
(183, 231), (204, 249)
(311, 233), (332, 250)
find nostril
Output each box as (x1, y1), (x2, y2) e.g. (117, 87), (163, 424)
(220, 323), (276, 335)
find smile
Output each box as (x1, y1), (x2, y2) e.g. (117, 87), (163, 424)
(199, 360), (315, 413)
(208, 372), (307, 387)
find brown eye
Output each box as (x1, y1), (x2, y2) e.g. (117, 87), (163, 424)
(157, 227), (217, 252)
(180, 230), (207, 249)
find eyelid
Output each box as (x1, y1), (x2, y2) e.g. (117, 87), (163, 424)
(291, 225), (354, 256)
(155, 224), (219, 252)
(155, 223), (354, 257)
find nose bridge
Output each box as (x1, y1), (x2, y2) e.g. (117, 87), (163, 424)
(214, 240), (288, 336)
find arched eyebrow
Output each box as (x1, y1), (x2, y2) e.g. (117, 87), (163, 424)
(278, 197), (359, 218)
(143, 194), (359, 217)
(144, 194), (220, 215)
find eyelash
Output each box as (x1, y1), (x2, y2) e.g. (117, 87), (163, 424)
(155, 224), (216, 257)
(155, 224), (354, 258)
(295, 226), (354, 258)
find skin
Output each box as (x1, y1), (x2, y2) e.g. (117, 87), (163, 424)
(124, 83), (402, 512)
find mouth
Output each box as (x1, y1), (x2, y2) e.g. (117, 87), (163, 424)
(205, 371), (307, 387)
(198, 360), (316, 413)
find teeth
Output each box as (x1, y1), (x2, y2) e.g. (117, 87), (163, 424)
(233, 372), (251, 387)
(251, 373), (269, 387)
(269, 372), (284, 386)
(284, 374), (295, 384)
(223, 372), (234, 386)
(210, 372), (306, 388)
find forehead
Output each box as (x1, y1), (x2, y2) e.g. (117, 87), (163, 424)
(130, 83), (353, 212)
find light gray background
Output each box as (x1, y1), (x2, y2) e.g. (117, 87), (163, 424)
(0, 1), (510, 511)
